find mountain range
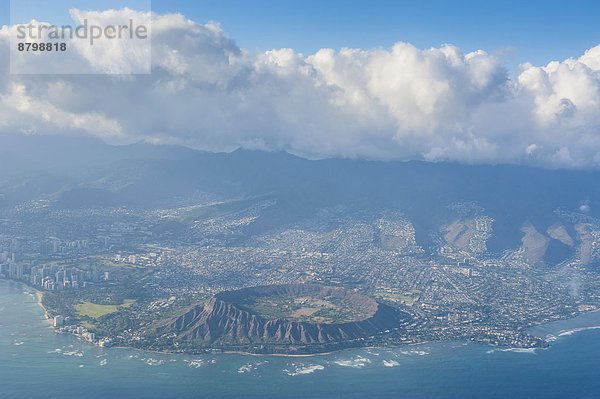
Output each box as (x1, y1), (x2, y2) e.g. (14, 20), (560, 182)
(2, 133), (599, 266)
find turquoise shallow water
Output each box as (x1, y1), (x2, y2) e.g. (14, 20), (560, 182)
(1, 279), (600, 399)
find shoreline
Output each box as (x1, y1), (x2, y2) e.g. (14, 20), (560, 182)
(35, 290), (50, 321)
(58, 311), (600, 358)
(2, 277), (599, 358)
(222, 350), (336, 358)
(0, 278), (52, 324)
(109, 346), (337, 358)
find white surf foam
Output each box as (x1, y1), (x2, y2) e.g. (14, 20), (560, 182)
(334, 356), (372, 368)
(499, 348), (537, 354)
(382, 360), (400, 367)
(558, 326), (600, 337)
(184, 359), (205, 368)
(284, 364), (325, 376)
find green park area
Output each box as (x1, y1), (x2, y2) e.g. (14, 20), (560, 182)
(75, 299), (136, 319)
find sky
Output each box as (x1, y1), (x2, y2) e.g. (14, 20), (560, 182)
(151, 0), (600, 71)
(0, 1), (599, 168)
(3, 0), (599, 70)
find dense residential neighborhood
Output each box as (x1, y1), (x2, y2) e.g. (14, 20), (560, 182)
(1, 197), (599, 352)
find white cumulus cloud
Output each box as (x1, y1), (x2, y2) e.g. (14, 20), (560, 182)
(1, 8), (600, 168)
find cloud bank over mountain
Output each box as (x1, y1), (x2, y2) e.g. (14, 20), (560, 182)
(1, 9), (599, 168)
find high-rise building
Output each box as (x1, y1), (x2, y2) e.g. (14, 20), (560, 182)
(9, 263), (23, 279)
(11, 238), (21, 254)
(53, 315), (65, 327)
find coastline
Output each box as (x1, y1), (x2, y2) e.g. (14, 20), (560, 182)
(0, 278), (51, 323)
(527, 307), (600, 339)
(59, 309), (600, 358)
(35, 290), (50, 321)
(108, 346), (337, 358)
(3, 277), (600, 358)
(222, 350), (336, 358)
(2, 279), (600, 399)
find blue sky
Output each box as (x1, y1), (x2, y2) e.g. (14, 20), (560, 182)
(154, 0), (600, 67)
(2, 0), (599, 69)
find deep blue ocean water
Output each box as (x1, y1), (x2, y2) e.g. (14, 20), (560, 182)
(1, 278), (599, 399)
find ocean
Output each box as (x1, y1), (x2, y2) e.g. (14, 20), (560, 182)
(1, 278), (599, 399)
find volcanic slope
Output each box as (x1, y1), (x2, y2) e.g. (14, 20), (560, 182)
(158, 284), (409, 353)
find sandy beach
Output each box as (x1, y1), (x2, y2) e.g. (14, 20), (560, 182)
(34, 290), (50, 320)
